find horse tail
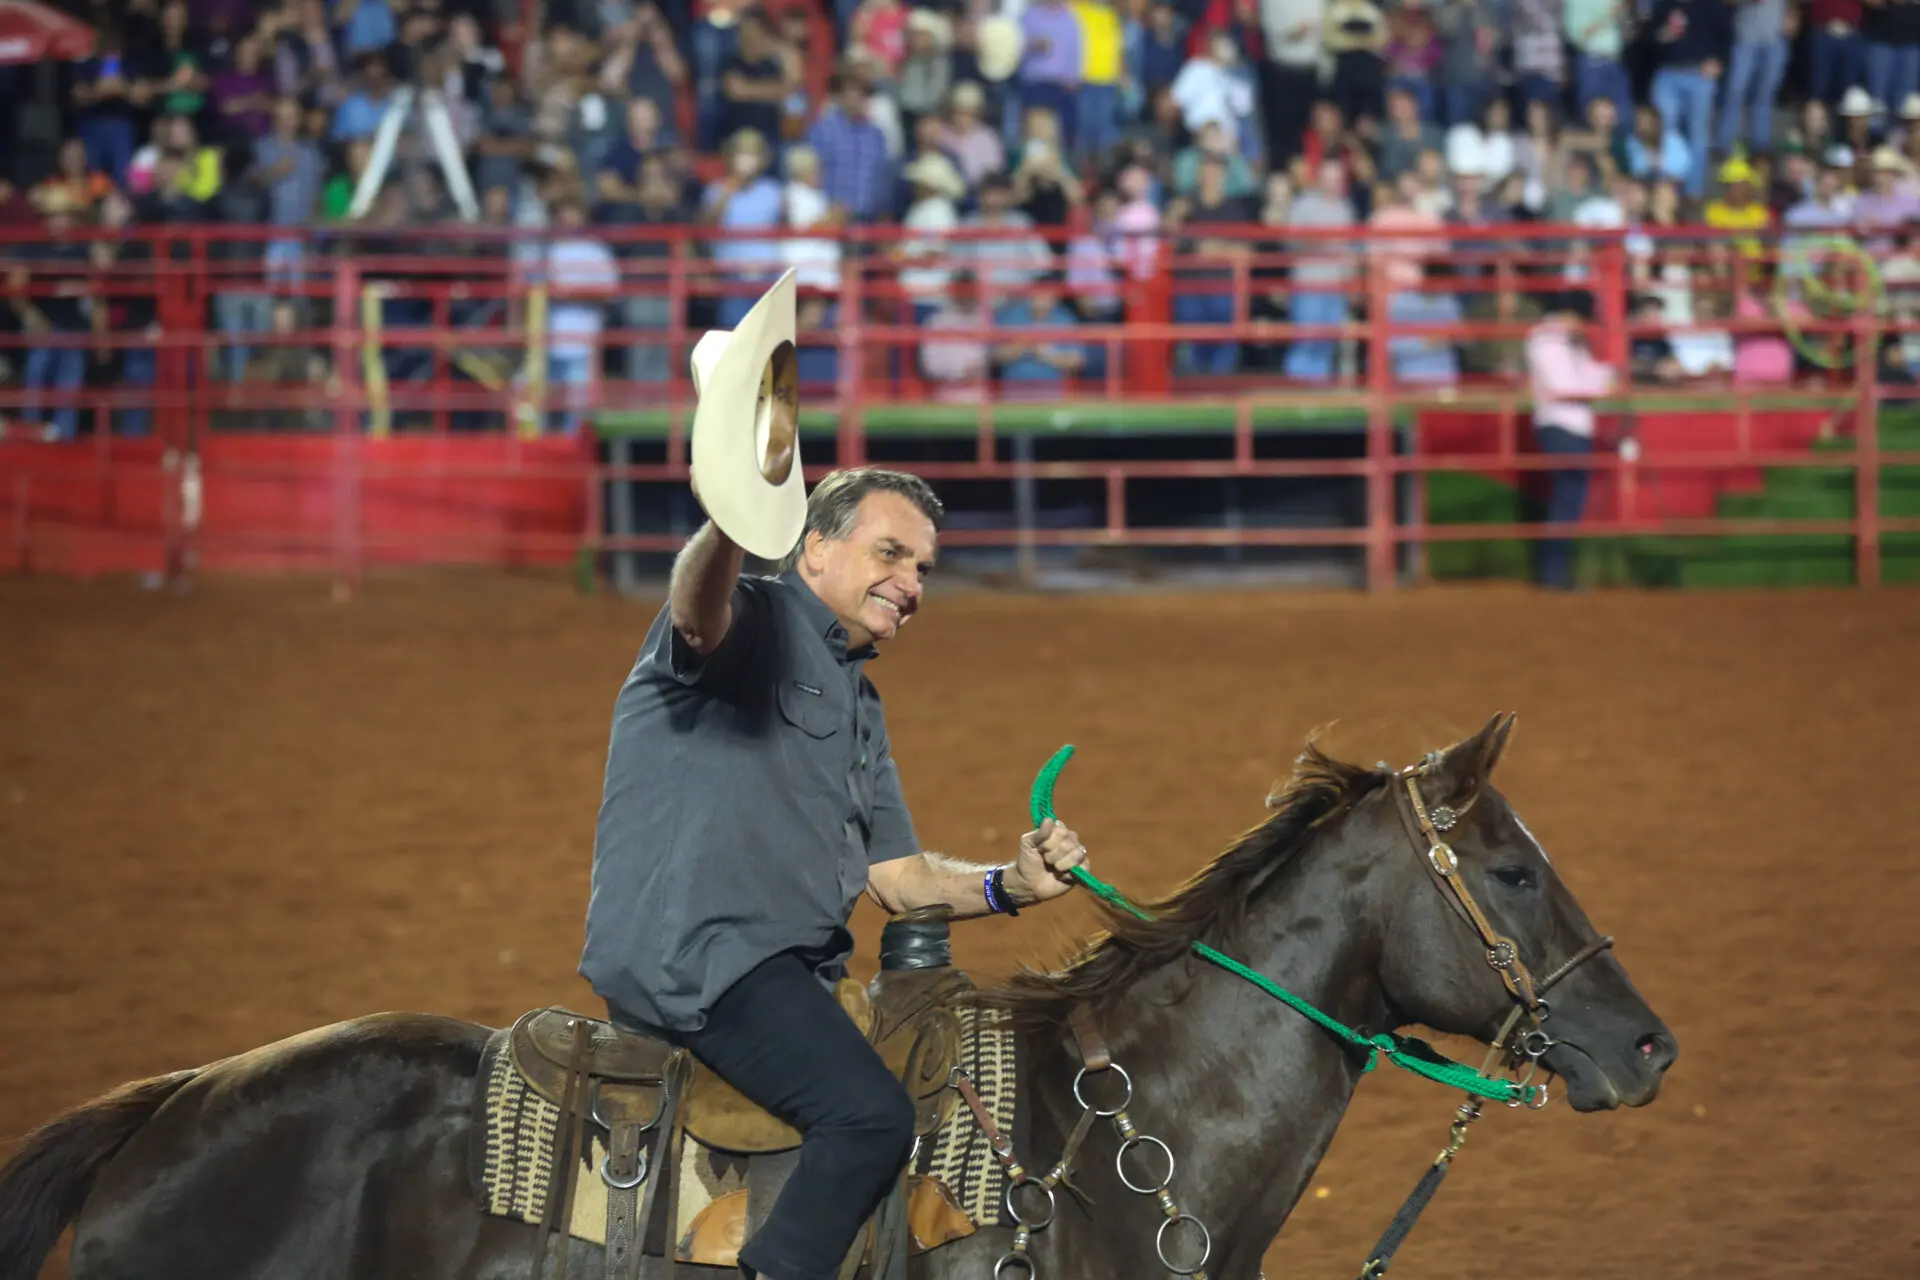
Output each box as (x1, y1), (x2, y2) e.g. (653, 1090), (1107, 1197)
(0, 1068), (201, 1280)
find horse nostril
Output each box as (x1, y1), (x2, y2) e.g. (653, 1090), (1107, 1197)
(1635, 1032), (1677, 1073)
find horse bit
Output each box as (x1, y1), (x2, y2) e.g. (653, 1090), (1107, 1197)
(949, 755), (1616, 1280)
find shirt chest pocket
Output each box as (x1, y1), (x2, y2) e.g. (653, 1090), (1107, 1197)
(776, 676), (846, 739)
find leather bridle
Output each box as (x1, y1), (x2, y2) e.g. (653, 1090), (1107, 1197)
(1391, 757), (1615, 1094)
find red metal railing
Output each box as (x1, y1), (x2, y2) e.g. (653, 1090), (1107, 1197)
(0, 221), (1915, 588)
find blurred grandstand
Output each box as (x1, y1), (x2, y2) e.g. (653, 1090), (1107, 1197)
(0, 0), (1916, 591)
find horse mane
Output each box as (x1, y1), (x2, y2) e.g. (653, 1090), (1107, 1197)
(988, 737), (1389, 1025)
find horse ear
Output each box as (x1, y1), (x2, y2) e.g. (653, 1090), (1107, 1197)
(1424, 712), (1517, 809)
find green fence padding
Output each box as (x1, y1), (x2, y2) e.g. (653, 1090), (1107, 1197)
(594, 401), (1399, 439)
(1425, 471), (1531, 581)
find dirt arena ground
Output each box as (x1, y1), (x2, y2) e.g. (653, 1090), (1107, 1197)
(4, 573), (1919, 1277)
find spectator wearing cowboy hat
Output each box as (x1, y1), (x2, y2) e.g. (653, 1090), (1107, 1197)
(897, 151), (967, 322)
(1853, 145), (1920, 246)
(1838, 84), (1877, 153)
(896, 10), (955, 137)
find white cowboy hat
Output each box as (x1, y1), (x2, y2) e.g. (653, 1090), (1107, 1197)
(903, 152), (966, 199)
(1839, 85), (1875, 118)
(689, 268), (807, 561)
(976, 15), (1023, 82)
(907, 8), (953, 48)
(1871, 144), (1913, 175)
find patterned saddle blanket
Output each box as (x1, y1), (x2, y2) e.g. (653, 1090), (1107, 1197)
(473, 982), (1020, 1273)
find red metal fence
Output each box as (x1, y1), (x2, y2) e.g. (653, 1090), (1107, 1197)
(0, 221), (1915, 589)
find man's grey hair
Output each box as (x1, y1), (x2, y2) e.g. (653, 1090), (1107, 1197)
(777, 468), (945, 572)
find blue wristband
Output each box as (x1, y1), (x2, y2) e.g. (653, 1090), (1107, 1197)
(983, 869), (1002, 914)
(989, 866), (1021, 916)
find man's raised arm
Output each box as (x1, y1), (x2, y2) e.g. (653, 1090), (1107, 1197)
(668, 521), (748, 656)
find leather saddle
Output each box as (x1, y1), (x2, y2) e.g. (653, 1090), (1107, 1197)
(502, 910), (978, 1280)
(510, 1008), (676, 1127)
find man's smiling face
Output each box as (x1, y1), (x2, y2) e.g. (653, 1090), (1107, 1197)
(799, 491), (938, 649)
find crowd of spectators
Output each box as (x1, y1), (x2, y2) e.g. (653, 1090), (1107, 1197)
(2, 0), (1919, 436)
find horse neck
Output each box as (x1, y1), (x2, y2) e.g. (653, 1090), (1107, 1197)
(1023, 824), (1392, 1276)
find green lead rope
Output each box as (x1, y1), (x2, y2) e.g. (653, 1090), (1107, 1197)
(1028, 744), (1537, 1107)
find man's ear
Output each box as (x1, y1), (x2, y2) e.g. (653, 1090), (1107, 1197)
(798, 529), (825, 575)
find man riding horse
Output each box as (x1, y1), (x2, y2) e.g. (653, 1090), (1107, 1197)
(578, 269), (1090, 1280)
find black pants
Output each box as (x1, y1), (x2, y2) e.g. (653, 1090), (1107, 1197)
(615, 951), (916, 1280)
(1259, 60), (1321, 169)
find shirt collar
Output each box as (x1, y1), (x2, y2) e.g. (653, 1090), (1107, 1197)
(777, 569), (878, 663)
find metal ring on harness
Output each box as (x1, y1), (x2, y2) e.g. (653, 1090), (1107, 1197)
(1071, 1063), (1133, 1117)
(1005, 1177), (1058, 1231)
(1518, 1028), (1554, 1060)
(592, 1086), (664, 1135)
(993, 1253), (1037, 1280)
(1509, 1078), (1550, 1110)
(600, 1147), (648, 1190)
(1155, 1213), (1213, 1276)
(1115, 1134), (1176, 1194)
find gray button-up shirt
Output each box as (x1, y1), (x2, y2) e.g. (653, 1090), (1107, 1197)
(580, 570), (922, 1033)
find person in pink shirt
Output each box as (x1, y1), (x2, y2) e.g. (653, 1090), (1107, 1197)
(1527, 291), (1617, 588)
(1368, 174), (1446, 287)
(851, 0), (910, 79)
(1111, 162), (1163, 279)
(1733, 275), (1799, 386)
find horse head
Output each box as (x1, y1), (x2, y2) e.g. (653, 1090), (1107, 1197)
(1372, 713), (1678, 1111)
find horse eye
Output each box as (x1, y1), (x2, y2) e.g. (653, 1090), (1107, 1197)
(1492, 865), (1536, 890)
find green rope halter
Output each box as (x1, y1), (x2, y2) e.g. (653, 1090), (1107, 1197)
(1028, 744), (1539, 1106)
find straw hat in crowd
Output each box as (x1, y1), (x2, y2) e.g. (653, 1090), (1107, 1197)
(902, 152), (966, 200)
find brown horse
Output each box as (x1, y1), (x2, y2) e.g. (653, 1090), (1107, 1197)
(0, 715), (1675, 1280)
